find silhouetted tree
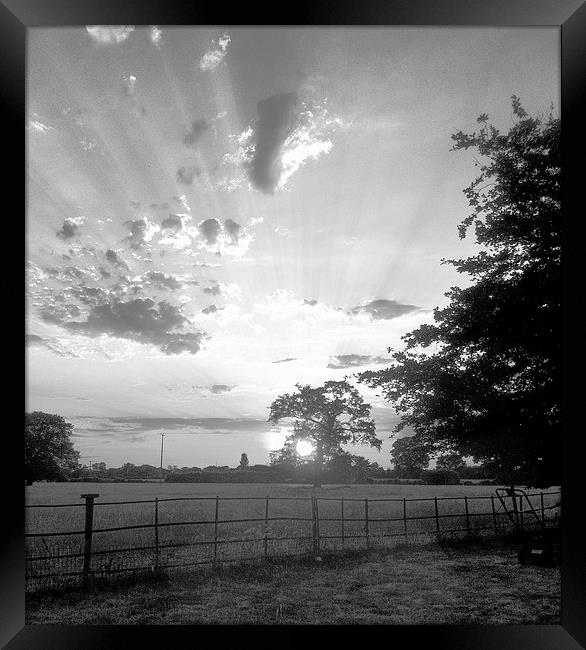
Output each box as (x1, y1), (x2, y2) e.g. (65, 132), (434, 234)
(436, 452), (466, 473)
(239, 452), (249, 469)
(360, 97), (560, 488)
(25, 412), (79, 485)
(268, 380), (381, 487)
(390, 435), (430, 477)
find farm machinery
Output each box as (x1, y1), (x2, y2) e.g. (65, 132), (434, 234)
(494, 487), (561, 567)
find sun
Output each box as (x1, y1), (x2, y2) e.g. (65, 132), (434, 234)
(296, 440), (314, 457)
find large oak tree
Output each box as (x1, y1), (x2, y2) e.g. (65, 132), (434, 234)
(268, 380), (381, 487)
(360, 98), (560, 488)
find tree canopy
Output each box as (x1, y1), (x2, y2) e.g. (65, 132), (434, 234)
(25, 411), (79, 484)
(268, 379), (381, 487)
(360, 98), (560, 488)
(389, 435), (430, 477)
(239, 453), (249, 469)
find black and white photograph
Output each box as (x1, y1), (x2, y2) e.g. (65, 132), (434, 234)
(21, 20), (570, 630)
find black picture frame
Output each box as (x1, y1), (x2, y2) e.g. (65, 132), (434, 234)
(6, 0), (585, 646)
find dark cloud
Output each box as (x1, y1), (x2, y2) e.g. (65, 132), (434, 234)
(56, 219), (79, 240)
(198, 218), (222, 245)
(176, 166), (200, 185)
(224, 218), (241, 244)
(303, 299), (318, 306)
(62, 298), (205, 354)
(161, 214), (183, 233)
(272, 357), (296, 364)
(105, 249), (129, 269)
(144, 271), (182, 291)
(123, 218), (152, 248)
(71, 286), (110, 306)
(73, 416), (269, 437)
(184, 119), (209, 147)
(26, 334), (45, 345)
(327, 354), (391, 369)
(201, 304), (222, 314)
(247, 92), (298, 194)
(350, 299), (419, 320)
(210, 384), (233, 394)
(40, 304), (81, 324)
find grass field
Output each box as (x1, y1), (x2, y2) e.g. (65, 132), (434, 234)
(25, 537), (561, 625)
(25, 482), (561, 592)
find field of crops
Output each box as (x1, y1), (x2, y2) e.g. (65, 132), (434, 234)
(25, 482), (561, 591)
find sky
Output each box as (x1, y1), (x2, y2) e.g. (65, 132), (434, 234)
(25, 26), (559, 469)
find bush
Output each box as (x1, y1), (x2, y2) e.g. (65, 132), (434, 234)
(165, 470), (286, 483)
(420, 469), (460, 485)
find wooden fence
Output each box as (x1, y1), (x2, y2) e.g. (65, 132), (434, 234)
(24, 490), (561, 591)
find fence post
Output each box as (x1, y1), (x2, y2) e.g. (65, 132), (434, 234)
(434, 497), (440, 534)
(154, 498), (160, 571)
(464, 496), (470, 536)
(540, 492), (545, 523)
(311, 496), (320, 557)
(491, 496), (498, 533)
(213, 496), (219, 565)
(403, 498), (408, 543)
(264, 496), (270, 560)
(341, 498), (345, 547)
(365, 499), (370, 549)
(80, 493), (99, 587)
(519, 495), (524, 531)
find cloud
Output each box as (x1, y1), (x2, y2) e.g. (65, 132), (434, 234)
(123, 217), (160, 249)
(62, 298), (206, 355)
(105, 249), (129, 269)
(246, 92), (298, 194)
(40, 304), (81, 324)
(350, 299), (419, 320)
(176, 166), (200, 185)
(160, 214), (184, 234)
(272, 357), (297, 364)
(202, 304), (222, 314)
(143, 271), (183, 291)
(56, 220), (78, 240)
(209, 384), (234, 394)
(198, 218), (222, 245)
(224, 219), (241, 244)
(184, 119), (209, 147)
(228, 91), (343, 194)
(86, 26), (135, 45)
(71, 416), (269, 440)
(327, 354), (391, 369)
(198, 33), (231, 71)
(194, 218), (252, 257)
(56, 217), (85, 240)
(25, 334), (72, 357)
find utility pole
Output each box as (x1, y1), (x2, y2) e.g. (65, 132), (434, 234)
(160, 433), (165, 483)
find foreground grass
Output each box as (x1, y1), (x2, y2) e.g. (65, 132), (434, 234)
(26, 537), (560, 625)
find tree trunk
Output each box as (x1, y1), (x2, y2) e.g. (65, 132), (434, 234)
(313, 442), (323, 488)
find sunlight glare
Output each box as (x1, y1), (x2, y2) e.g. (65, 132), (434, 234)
(296, 440), (314, 456)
